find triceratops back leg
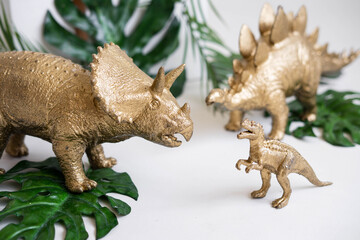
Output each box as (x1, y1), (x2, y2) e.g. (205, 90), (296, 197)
(225, 110), (244, 131)
(5, 133), (28, 157)
(86, 144), (117, 169)
(52, 140), (97, 193)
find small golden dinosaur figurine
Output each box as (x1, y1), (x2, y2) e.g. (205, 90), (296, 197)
(236, 119), (332, 209)
(206, 4), (359, 140)
(0, 43), (193, 192)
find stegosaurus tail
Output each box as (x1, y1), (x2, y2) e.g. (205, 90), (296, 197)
(320, 48), (360, 75)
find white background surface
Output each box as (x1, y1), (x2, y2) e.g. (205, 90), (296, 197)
(1, 0), (360, 240)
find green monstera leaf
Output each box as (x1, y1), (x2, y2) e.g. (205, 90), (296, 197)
(286, 90), (360, 147)
(0, 158), (138, 240)
(44, 0), (185, 96)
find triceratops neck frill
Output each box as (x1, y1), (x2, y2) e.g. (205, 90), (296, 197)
(90, 43), (153, 123)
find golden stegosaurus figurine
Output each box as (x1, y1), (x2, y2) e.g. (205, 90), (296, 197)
(206, 4), (359, 140)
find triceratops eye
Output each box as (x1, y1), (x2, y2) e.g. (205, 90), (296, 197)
(149, 99), (160, 110)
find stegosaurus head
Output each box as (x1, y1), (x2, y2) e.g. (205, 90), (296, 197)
(237, 119), (264, 140)
(228, 4), (319, 92)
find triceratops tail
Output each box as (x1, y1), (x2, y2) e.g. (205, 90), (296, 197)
(298, 161), (332, 187)
(320, 48), (360, 75)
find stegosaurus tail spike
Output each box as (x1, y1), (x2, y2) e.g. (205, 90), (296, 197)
(321, 49), (360, 74)
(308, 27), (319, 45)
(259, 3), (275, 37)
(270, 7), (289, 44)
(315, 43), (328, 54)
(293, 5), (307, 34)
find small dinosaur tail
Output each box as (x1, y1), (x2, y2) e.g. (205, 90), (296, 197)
(319, 45), (360, 75)
(298, 161), (332, 187)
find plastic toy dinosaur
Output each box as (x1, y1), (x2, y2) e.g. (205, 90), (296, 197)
(0, 43), (193, 192)
(206, 4), (359, 140)
(236, 119), (332, 208)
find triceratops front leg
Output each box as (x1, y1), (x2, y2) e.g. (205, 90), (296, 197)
(53, 140), (97, 193)
(267, 92), (289, 140)
(86, 144), (116, 169)
(225, 110), (244, 131)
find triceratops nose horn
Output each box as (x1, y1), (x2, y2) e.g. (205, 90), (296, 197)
(165, 64), (185, 88)
(181, 103), (190, 115)
(151, 67), (165, 95)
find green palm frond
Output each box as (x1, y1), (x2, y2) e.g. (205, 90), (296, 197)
(0, 1), (45, 52)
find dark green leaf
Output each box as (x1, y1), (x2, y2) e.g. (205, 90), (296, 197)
(44, 11), (96, 64)
(0, 158), (138, 240)
(286, 90), (360, 147)
(44, 0), (185, 96)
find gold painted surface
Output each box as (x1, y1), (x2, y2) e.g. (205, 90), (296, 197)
(236, 119), (332, 209)
(0, 43), (193, 192)
(206, 4), (359, 140)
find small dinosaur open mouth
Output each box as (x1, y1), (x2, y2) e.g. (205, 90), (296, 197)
(237, 119), (259, 139)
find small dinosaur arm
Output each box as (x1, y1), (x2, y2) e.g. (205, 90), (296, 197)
(236, 119), (332, 209)
(0, 43), (193, 192)
(206, 4), (359, 140)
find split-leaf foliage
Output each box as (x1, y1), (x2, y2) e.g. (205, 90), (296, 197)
(44, 0), (185, 96)
(43, 0), (238, 97)
(286, 90), (360, 146)
(0, 158), (138, 240)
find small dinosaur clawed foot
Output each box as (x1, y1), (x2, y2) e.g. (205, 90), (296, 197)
(271, 196), (290, 209)
(251, 189), (268, 198)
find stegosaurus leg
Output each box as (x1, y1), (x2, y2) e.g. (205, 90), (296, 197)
(296, 64), (321, 122)
(272, 167), (292, 209)
(225, 110), (243, 131)
(267, 92), (289, 140)
(251, 169), (271, 198)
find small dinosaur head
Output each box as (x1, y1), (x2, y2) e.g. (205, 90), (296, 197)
(237, 119), (264, 140)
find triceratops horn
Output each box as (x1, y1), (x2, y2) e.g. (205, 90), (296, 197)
(151, 67), (165, 95)
(181, 103), (190, 115)
(165, 64), (185, 89)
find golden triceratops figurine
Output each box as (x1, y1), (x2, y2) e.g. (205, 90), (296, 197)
(0, 43), (193, 192)
(206, 4), (359, 140)
(236, 119), (332, 209)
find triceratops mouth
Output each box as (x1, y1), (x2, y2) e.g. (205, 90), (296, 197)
(161, 126), (193, 147)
